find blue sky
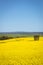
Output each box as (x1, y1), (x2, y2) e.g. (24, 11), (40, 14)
(0, 0), (43, 32)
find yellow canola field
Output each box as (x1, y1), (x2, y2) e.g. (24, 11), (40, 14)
(0, 37), (43, 65)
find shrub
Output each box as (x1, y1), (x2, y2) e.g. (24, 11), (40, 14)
(0, 36), (13, 40)
(34, 35), (39, 41)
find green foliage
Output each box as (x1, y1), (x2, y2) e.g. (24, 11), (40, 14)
(0, 36), (13, 40)
(34, 35), (39, 41)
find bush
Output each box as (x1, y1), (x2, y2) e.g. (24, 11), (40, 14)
(0, 36), (13, 40)
(34, 35), (39, 41)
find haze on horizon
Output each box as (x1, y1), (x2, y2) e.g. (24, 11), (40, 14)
(0, 0), (43, 32)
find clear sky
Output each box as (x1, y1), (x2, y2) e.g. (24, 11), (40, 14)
(0, 0), (43, 32)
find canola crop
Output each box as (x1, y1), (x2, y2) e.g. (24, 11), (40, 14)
(0, 37), (43, 65)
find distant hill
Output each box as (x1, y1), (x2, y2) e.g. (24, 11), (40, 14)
(0, 32), (43, 37)
(0, 32), (43, 35)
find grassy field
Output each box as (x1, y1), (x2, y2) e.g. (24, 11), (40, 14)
(0, 32), (43, 38)
(0, 37), (43, 65)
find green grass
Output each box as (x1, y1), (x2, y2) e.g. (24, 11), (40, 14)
(0, 33), (43, 38)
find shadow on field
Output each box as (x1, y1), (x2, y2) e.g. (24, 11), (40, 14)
(0, 42), (6, 44)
